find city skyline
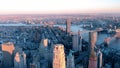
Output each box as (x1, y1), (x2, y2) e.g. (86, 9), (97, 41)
(0, 0), (120, 14)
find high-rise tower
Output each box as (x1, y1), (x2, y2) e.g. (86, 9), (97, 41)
(39, 39), (49, 60)
(97, 50), (102, 68)
(66, 19), (71, 34)
(78, 30), (82, 52)
(14, 52), (26, 68)
(67, 50), (75, 68)
(72, 34), (79, 51)
(88, 31), (98, 68)
(89, 31), (97, 50)
(88, 50), (97, 68)
(53, 44), (66, 68)
(2, 42), (15, 68)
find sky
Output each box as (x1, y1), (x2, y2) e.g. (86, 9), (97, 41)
(0, 0), (120, 14)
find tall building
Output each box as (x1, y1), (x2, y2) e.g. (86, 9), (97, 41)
(78, 30), (82, 52)
(88, 50), (97, 68)
(66, 19), (71, 34)
(88, 31), (98, 68)
(72, 34), (79, 51)
(89, 31), (97, 50)
(39, 39), (49, 60)
(53, 44), (66, 68)
(2, 42), (15, 68)
(67, 50), (75, 68)
(97, 50), (102, 68)
(39, 39), (49, 68)
(14, 51), (26, 68)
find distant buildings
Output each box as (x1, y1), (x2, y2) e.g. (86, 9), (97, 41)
(78, 30), (82, 52)
(53, 44), (66, 68)
(66, 19), (71, 34)
(2, 42), (15, 68)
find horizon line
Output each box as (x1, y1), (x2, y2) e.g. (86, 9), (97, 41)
(0, 12), (120, 16)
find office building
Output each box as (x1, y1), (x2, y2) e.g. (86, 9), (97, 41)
(14, 52), (26, 68)
(66, 19), (71, 34)
(53, 44), (66, 68)
(67, 50), (75, 68)
(78, 30), (82, 52)
(72, 34), (79, 51)
(88, 50), (97, 68)
(89, 31), (97, 50)
(97, 50), (102, 68)
(2, 42), (15, 68)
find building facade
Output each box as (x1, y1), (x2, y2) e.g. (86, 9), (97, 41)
(53, 44), (66, 68)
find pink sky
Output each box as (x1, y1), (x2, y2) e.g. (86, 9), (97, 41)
(0, 0), (120, 14)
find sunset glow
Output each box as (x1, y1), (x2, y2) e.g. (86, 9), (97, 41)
(0, 0), (120, 14)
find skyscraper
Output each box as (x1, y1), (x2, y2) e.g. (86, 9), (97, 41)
(97, 50), (102, 68)
(30, 63), (39, 68)
(72, 34), (79, 51)
(67, 50), (75, 68)
(88, 50), (97, 68)
(89, 31), (97, 50)
(88, 31), (98, 68)
(66, 19), (71, 34)
(2, 42), (15, 68)
(14, 52), (26, 68)
(39, 39), (49, 60)
(78, 30), (82, 52)
(53, 44), (66, 68)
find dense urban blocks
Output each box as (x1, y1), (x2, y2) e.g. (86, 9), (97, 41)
(0, 14), (120, 68)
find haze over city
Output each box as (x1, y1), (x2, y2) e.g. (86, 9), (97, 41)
(0, 0), (120, 14)
(0, 0), (120, 68)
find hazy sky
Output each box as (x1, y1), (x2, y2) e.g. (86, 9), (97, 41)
(0, 0), (120, 14)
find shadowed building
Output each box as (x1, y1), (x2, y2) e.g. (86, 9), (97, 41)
(67, 50), (75, 68)
(30, 55), (40, 68)
(72, 34), (79, 52)
(14, 51), (26, 68)
(78, 30), (82, 52)
(97, 50), (102, 68)
(53, 44), (66, 68)
(30, 62), (40, 68)
(39, 39), (49, 60)
(2, 42), (15, 68)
